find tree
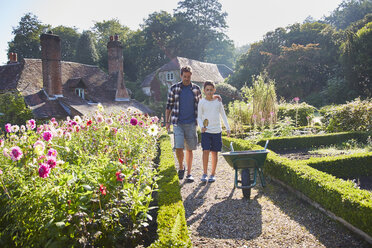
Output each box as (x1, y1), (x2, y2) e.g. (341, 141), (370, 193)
(92, 19), (132, 70)
(8, 13), (49, 60)
(174, 0), (227, 32)
(324, 0), (372, 30)
(51, 26), (80, 62)
(75, 31), (98, 65)
(265, 44), (327, 104)
(341, 21), (372, 98)
(174, 0), (228, 60)
(205, 33), (235, 68)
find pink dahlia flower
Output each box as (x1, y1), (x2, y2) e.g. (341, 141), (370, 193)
(10, 146), (23, 161)
(43, 131), (53, 142)
(38, 164), (50, 178)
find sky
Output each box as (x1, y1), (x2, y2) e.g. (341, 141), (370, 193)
(0, 0), (344, 65)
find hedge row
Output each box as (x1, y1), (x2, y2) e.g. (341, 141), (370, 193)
(256, 131), (370, 151)
(150, 135), (192, 248)
(305, 152), (372, 178)
(222, 136), (372, 238)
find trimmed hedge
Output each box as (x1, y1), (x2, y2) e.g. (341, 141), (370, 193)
(256, 132), (370, 151)
(150, 135), (192, 248)
(305, 152), (372, 178)
(222, 136), (372, 238)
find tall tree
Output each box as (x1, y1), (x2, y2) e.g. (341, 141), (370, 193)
(92, 19), (132, 70)
(8, 13), (49, 60)
(174, 0), (228, 60)
(325, 0), (372, 30)
(75, 31), (98, 65)
(51, 26), (80, 62)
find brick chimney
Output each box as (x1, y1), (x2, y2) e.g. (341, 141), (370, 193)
(107, 35), (130, 101)
(40, 32), (63, 99)
(7, 52), (18, 64)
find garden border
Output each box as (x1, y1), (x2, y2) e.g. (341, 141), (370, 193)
(150, 135), (192, 247)
(222, 136), (372, 244)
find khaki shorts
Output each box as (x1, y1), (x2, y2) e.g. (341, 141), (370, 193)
(173, 123), (198, 150)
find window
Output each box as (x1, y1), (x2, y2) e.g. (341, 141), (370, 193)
(75, 88), (85, 99)
(166, 72), (174, 81)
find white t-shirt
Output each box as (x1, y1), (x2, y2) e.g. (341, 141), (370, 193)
(197, 98), (230, 134)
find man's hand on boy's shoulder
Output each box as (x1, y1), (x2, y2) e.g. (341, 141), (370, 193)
(213, 94), (222, 102)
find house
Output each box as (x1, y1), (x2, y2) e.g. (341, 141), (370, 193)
(0, 33), (152, 120)
(140, 56), (233, 101)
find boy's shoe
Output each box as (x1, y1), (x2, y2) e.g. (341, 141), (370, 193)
(200, 174), (208, 182)
(186, 174), (194, 182)
(208, 175), (216, 183)
(178, 169), (185, 180)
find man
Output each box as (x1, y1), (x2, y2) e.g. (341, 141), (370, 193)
(165, 66), (201, 182)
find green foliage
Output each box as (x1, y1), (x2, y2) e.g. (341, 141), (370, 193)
(8, 13), (50, 60)
(0, 111), (161, 247)
(150, 135), (191, 247)
(324, 0), (372, 29)
(215, 82), (241, 106)
(223, 136), (372, 238)
(306, 152), (372, 178)
(256, 131), (370, 151)
(0, 92), (33, 131)
(92, 19), (132, 72)
(320, 98), (372, 132)
(341, 20), (372, 98)
(278, 101), (316, 127)
(249, 72), (278, 126)
(51, 26), (80, 62)
(75, 31), (99, 65)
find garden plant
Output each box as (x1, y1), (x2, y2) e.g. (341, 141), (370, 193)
(0, 105), (162, 247)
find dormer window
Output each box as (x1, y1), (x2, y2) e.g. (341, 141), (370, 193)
(166, 72), (174, 81)
(75, 88), (85, 99)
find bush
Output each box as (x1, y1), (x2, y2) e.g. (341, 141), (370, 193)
(150, 135), (191, 247)
(222, 136), (372, 238)
(278, 101), (316, 127)
(0, 92), (33, 132)
(256, 132), (370, 151)
(320, 98), (372, 132)
(215, 82), (241, 106)
(0, 109), (162, 247)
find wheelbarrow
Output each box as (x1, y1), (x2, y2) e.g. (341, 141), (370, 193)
(221, 141), (269, 198)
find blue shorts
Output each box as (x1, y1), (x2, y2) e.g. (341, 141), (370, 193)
(173, 123), (198, 150)
(201, 132), (222, 151)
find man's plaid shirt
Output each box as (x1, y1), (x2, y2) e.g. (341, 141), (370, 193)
(166, 81), (202, 125)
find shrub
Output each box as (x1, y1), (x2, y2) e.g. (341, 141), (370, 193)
(222, 136), (372, 238)
(320, 98), (372, 132)
(0, 108), (162, 247)
(0, 92), (33, 132)
(278, 101), (316, 127)
(215, 82), (241, 106)
(150, 135), (191, 247)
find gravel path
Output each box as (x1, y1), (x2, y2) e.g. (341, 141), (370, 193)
(175, 144), (370, 247)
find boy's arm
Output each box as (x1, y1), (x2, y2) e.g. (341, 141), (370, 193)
(197, 100), (204, 130)
(219, 102), (230, 132)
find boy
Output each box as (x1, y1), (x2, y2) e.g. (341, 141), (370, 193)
(197, 80), (230, 183)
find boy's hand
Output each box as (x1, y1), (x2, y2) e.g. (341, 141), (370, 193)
(201, 127), (207, 133)
(227, 130), (231, 137)
(213, 94), (222, 102)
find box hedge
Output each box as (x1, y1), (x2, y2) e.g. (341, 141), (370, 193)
(151, 135), (192, 248)
(222, 136), (372, 238)
(256, 132), (370, 151)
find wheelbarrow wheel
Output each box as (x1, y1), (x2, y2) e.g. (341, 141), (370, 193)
(241, 168), (251, 199)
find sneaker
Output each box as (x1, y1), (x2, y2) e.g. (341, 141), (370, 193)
(178, 169), (185, 180)
(208, 175), (216, 183)
(200, 174), (208, 182)
(186, 174), (194, 182)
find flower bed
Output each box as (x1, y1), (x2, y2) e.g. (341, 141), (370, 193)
(0, 107), (161, 247)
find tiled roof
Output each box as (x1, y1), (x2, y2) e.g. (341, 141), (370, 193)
(0, 59), (152, 119)
(141, 56), (233, 87)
